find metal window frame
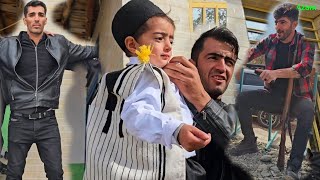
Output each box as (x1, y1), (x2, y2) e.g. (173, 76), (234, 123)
(189, 1), (227, 32)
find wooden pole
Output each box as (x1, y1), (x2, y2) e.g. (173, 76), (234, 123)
(277, 78), (294, 171)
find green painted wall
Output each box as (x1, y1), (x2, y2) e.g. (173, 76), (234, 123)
(1, 105), (9, 151)
(69, 163), (85, 180)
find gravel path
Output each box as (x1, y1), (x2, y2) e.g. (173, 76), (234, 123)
(227, 136), (313, 179)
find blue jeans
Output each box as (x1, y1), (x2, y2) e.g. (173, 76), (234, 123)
(236, 89), (314, 172)
(6, 115), (63, 180)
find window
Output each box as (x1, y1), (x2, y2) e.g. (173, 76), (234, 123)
(303, 29), (317, 40)
(247, 31), (264, 42)
(244, 8), (268, 44)
(300, 19), (318, 42)
(243, 7), (269, 64)
(218, 8), (227, 26)
(245, 20), (267, 32)
(300, 20), (313, 29)
(190, 1), (227, 31)
(246, 20), (267, 43)
(206, 8), (215, 24)
(244, 8), (268, 20)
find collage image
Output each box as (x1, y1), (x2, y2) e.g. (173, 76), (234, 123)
(0, 0), (319, 179)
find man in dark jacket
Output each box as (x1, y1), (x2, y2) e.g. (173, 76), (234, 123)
(165, 27), (251, 179)
(0, 0), (98, 179)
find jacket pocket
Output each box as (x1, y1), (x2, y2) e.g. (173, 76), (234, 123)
(9, 116), (23, 127)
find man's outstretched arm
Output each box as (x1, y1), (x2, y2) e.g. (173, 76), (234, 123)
(63, 36), (99, 63)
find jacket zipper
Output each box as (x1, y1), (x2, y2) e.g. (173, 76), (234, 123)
(201, 110), (207, 120)
(14, 38), (60, 104)
(30, 40), (39, 111)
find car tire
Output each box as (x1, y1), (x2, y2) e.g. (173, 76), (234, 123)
(256, 111), (281, 129)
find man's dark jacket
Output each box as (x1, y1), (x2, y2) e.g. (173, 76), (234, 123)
(0, 33), (98, 110)
(187, 99), (253, 180)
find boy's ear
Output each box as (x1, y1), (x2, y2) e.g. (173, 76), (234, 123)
(124, 36), (138, 55)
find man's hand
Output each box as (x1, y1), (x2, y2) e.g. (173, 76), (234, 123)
(256, 69), (277, 83)
(178, 124), (211, 152)
(44, 31), (55, 36)
(164, 56), (211, 112)
(247, 47), (254, 58)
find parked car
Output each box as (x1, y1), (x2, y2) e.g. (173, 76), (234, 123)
(235, 64), (281, 129)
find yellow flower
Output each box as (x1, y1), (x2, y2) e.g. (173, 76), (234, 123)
(135, 45), (153, 64)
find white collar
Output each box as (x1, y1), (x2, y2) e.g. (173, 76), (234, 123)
(127, 56), (140, 66)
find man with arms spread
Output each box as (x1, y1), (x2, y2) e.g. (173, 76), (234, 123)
(0, 0), (98, 179)
(230, 3), (315, 179)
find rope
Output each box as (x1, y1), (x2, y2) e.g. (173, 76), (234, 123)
(0, 19), (21, 32)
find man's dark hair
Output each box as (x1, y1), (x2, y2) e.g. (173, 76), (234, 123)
(24, 0), (47, 17)
(191, 26), (239, 62)
(273, 3), (299, 22)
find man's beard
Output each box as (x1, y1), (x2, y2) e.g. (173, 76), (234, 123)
(200, 75), (224, 100)
(30, 27), (44, 34)
(31, 30), (43, 34)
(208, 89), (223, 100)
(277, 25), (294, 41)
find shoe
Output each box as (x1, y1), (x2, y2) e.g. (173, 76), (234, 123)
(285, 167), (301, 180)
(229, 137), (258, 156)
(0, 162), (6, 175)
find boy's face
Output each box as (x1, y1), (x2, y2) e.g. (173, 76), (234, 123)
(136, 17), (174, 68)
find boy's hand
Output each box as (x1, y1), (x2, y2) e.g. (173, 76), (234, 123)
(178, 124), (211, 151)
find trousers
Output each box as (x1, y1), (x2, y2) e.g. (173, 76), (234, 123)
(236, 89), (314, 172)
(6, 114), (63, 180)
